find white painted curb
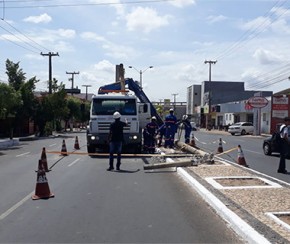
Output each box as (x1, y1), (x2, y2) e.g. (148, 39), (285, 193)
(177, 167), (271, 244)
(0, 139), (19, 149)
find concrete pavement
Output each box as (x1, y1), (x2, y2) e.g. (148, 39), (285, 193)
(1, 129), (283, 243)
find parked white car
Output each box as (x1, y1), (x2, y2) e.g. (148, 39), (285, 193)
(228, 122), (254, 135)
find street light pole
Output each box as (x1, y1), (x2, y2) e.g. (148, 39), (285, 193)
(172, 93), (178, 111)
(128, 65), (153, 88)
(204, 60), (217, 130)
(82, 85), (92, 100)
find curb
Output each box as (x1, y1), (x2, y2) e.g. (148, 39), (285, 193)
(177, 167), (270, 243)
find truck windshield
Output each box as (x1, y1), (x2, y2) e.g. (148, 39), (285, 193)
(92, 98), (137, 116)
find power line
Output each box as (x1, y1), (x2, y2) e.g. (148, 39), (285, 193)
(2, 0), (175, 9)
(1, 18), (50, 52)
(214, 0), (288, 61)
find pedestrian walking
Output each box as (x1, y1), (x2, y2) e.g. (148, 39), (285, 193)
(145, 116), (159, 153)
(107, 111), (127, 171)
(277, 117), (290, 174)
(164, 108), (177, 148)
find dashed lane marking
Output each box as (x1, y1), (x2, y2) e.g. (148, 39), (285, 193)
(16, 152), (30, 157)
(0, 191), (34, 221)
(68, 158), (80, 167)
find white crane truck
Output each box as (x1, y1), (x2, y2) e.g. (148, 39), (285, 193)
(86, 78), (163, 154)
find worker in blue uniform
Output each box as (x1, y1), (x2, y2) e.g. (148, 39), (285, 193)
(143, 127), (149, 153)
(145, 116), (159, 153)
(181, 115), (192, 144)
(164, 108), (177, 148)
(157, 123), (166, 147)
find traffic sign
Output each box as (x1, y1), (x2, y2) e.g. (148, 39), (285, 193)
(247, 96), (268, 108)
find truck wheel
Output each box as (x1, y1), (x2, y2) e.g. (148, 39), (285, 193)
(134, 143), (142, 154)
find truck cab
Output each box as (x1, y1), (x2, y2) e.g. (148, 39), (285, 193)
(86, 93), (150, 153)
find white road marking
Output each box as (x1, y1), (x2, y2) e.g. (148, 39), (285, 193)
(49, 143), (57, 147)
(0, 191), (34, 220)
(68, 158), (80, 167)
(16, 152), (30, 157)
(244, 149), (263, 155)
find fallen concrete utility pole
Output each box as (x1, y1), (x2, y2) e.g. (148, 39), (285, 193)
(143, 140), (215, 170)
(144, 158), (196, 170)
(175, 140), (207, 156)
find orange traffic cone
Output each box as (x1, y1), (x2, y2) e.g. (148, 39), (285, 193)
(217, 138), (223, 154)
(189, 134), (196, 147)
(74, 136), (80, 150)
(237, 145), (249, 167)
(61, 139), (68, 156)
(40, 147), (50, 172)
(32, 160), (54, 200)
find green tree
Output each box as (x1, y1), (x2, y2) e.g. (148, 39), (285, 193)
(5, 59), (38, 137)
(0, 83), (20, 117)
(0, 83), (22, 138)
(6, 59), (26, 91)
(63, 96), (80, 131)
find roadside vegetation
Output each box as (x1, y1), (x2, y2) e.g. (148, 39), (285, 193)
(0, 59), (90, 138)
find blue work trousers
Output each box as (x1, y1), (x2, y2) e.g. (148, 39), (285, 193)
(109, 141), (122, 168)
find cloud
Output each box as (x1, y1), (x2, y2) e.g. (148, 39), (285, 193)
(253, 48), (282, 65)
(240, 16), (271, 32)
(80, 31), (135, 59)
(92, 60), (115, 72)
(80, 60), (116, 85)
(57, 29), (76, 38)
(80, 32), (107, 42)
(125, 7), (171, 33)
(23, 13), (52, 24)
(89, 0), (125, 16)
(207, 15), (227, 24)
(169, 0), (195, 8)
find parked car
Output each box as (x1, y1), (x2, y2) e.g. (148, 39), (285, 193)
(228, 122), (254, 135)
(263, 126), (290, 157)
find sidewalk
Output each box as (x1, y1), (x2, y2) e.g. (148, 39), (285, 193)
(0, 130), (83, 149)
(0, 138), (20, 149)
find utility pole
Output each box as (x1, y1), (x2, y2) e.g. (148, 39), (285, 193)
(41, 52), (59, 94)
(82, 85), (92, 100)
(66, 71), (80, 89)
(172, 93), (178, 111)
(204, 60), (217, 130)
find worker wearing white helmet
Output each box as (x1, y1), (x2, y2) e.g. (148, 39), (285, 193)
(113, 111), (121, 119)
(107, 111), (128, 171)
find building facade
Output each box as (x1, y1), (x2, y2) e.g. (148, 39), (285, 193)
(187, 81), (273, 133)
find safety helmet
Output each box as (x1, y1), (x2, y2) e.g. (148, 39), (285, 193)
(169, 108), (174, 112)
(182, 115), (188, 120)
(113, 111), (121, 119)
(151, 116), (156, 120)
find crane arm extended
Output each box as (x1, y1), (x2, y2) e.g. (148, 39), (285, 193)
(98, 78), (163, 126)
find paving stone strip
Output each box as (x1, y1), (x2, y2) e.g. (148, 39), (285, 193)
(186, 160), (290, 242)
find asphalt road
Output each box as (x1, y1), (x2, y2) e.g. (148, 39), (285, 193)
(0, 132), (242, 243)
(192, 130), (290, 184)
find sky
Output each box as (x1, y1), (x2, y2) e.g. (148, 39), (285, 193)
(1, 0), (290, 102)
